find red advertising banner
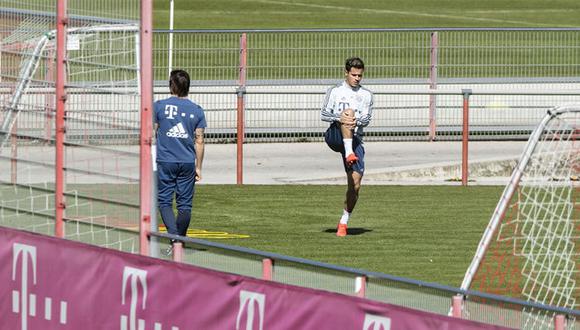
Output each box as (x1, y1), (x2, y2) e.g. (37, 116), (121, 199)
(0, 226), (511, 329)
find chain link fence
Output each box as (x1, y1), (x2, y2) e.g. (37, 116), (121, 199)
(152, 29), (580, 144)
(2, 4), (580, 327)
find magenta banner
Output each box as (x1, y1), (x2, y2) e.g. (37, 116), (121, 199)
(0, 226), (511, 329)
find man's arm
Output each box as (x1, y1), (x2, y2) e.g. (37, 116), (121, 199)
(356, 92), (374, 128)
(194, 127), (205, 181)
(152, 101), (159, 138)
(321, 87), (340, 123)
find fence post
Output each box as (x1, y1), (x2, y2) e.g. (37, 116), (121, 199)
(461, 89), (472, 187)
(167, 0), (174, 76)
(172, 242), (183, 262)
(451, 295), (463, 318)
(55, 0), (67, 238)
(236, 33), (247, 185)
(429, 32), (438, 141)
(355, 276), (366, 298)
(10, 119), (17, 184)
(554, 314), (566, 330)
(150, 147), (159, 258)
(139, 0), (154, 255)
(262, 258), (273, 281)
(45, 50), (55, 144)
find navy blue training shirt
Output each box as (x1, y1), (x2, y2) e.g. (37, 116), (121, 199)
(155, 96), (207, 163)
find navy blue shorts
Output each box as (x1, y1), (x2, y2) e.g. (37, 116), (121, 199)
(324, 123), (365, 174)
(157, 162), (196, 211)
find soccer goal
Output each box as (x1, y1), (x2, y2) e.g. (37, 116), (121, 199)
(0, 22), (141, 148)
(0, 13), (142, 252)
(460, 105), (580, 328)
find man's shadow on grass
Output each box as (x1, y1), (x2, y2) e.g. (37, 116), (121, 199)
(323, 228), (373, 236)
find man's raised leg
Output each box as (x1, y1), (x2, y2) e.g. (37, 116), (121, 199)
(340, 109), (358, 165)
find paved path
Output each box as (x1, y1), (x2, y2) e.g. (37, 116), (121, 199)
(1, 141), (527, 185)
(203, 141), (527, 185)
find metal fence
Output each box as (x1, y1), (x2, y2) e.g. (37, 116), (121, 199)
(144, 29), (580, 143)
(153, 231), (580, 330)
(4, 28), (580, 145)
(172, 88), (579, 144)
(2, 5), (580, 328)
(155, 28), (580, 83)
(0, 3), (142, 251)
(156, 28), (580, 144)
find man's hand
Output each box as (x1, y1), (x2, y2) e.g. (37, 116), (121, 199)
(340, 110), (356, 130)
(195, 167), (202, 182)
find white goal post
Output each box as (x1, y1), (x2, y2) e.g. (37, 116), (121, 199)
(461, 104), (580, 327)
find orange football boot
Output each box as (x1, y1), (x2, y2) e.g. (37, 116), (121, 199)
(345, 153), (358, 166)
(336, 223), (348, 237)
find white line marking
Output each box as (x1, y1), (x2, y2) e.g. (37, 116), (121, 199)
(241, 0), (573, 27)
(468, 9), (574, 14)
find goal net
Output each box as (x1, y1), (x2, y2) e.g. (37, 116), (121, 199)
(461, 105), (580, 328)
(0, 8), (141, 253)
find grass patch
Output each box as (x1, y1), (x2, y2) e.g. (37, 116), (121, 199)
(189, 184), (503, 286)
(153, 0), (580, 29)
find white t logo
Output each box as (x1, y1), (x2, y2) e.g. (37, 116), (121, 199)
(120, 266), (180, 330)
(11, 243), (68, 328)
(12, 243), (37, 330)
(121, 267), (148, 330)
(363, 314), (391, 330)
(236, 290), (266, 330)
(165, 105), (178, 119)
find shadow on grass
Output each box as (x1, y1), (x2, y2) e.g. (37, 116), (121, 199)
(323, 228), (373, 236)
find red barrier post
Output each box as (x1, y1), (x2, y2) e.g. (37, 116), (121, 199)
(262, 258), (273, 281)
(554, 314), (566, 330)
(461, 89), (471, 186)
(55, 0), (67, 238)
(172, 242), (183, 262)
(236, 33), (247, 185)
(355, 276), (366, 298)
(139, 0), (154, 255)
(451, 295), (463, 318)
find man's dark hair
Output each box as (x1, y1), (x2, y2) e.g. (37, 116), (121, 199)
(169, 69), (190, 97)
(345, 57), (365, 72)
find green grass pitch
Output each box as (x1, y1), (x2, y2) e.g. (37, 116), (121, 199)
(153, 0), (580, 29)
(191, 185), (503, 286)
(0, 182), (501, 286)
(145, 0), (578, 287)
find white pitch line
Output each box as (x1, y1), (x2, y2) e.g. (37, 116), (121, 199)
(467, 9), (574, 14)
(175, 10), (311, 16)
(241, 0), (571, 27)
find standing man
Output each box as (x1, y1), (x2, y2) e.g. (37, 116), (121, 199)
(155, 69), (206, 247)
(321, 57), (374, 237)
